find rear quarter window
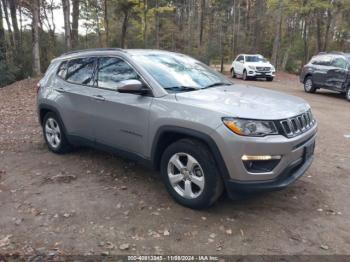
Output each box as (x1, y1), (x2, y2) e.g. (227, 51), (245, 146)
(57, 61), (68, 79)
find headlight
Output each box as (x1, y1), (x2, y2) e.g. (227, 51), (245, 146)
(222, 118), (278, 137)
(248, 65), (256, 70)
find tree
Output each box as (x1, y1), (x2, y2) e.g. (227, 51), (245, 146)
(72, 0), (80, 48)
(32, 0), (41, 77)
(116, 0), (137, 48)
(62, 0), (71, 50)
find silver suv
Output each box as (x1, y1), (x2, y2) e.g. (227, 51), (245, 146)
(37, 49), (317, 209)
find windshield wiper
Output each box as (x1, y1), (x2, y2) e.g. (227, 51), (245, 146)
(204, 82), (232, 89)
(165, 86), (200, 92)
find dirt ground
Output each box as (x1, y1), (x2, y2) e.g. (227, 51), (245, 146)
(0, 72), (350, 257)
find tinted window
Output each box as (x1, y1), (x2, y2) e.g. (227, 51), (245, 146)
(97, 57), (139, 90)
(66, 57), (96, 85)
(237, 56), (244, 62)
(332, 57), (348, 69)
(57, 61), (68, 79)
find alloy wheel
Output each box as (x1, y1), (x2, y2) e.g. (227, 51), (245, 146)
(45, 118), (61, 149)
(305, 79), (313, 92)
(167, 153), (205, 199)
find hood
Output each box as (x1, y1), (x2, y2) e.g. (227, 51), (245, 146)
(175, 84), (310, 120)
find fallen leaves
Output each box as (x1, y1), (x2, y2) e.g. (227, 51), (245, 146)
(0, 235), (12, 248)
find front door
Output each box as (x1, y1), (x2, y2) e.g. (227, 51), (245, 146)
(327, 56), (349, 91)
(92, 56), (153, 157)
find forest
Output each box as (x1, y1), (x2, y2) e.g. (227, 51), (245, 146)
(1, 0), (350, 87)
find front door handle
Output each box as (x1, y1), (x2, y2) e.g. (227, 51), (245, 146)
(93, 95), (106, 101)
(55, 87), (66, 93)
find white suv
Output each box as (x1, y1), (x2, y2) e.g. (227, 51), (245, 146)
(231, 54), (276, 81)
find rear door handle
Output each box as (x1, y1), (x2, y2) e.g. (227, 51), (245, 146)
(93, 95), (106, 101)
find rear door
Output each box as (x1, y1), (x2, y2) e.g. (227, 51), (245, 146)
(55, 57), (97, 141)
(327, 56), (349, 91)
(92, 56), (153, 157)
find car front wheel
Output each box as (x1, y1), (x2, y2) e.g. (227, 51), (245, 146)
(304, 76), (316, 93)
(243, 70), (248, 81)
(160, 139), (223, 209)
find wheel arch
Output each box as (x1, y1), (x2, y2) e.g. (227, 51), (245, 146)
(303, 73), (312, 83)
(150, 126), (231, 180)
(38, 104), (68, 137)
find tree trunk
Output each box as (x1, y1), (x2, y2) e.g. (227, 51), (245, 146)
(1, 0), (14, 47)
(315, 10), (322, 53)
(8, 0), (20, 50)
(271, 0), (283, 69)
(0, 0), (6, 59)
(323, 7), (332, 51)
(32, 0), (41, 77)
(62, 0), (71, 50)
(71, 0), (80, 48)
(121, 10), (129, 48)
(143, 0), (148, 48)
(104, 0), (109, 47)
(199, 0), (205, 46)
(155, 0), (160, 48)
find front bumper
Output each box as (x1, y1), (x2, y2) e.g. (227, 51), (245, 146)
(225, 154), (314, 197)
(212, 123), (317, 194)
(247, 70), (275, 78)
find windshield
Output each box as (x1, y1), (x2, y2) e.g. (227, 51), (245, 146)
(245, 56), (267, 63)
(134, 52), (232, 92)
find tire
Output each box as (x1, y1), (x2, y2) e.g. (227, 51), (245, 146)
(160, 139), (224, 209)
(231, 68), (236, 78)
(346, 86), (350, 102)
(266, 77), (274, 82)
(243, 70), (248, 81)
(304, 76), (316, 93)
(42, 112), (72, 154)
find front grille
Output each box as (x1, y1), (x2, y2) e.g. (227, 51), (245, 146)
(279, 110), (316, 138)
(256, 66), (271, 72)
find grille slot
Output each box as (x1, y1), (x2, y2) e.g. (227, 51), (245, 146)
(256, 66), (271, 72)
(279, 110), (315, 138)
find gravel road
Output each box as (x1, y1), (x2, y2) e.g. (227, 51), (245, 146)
(0, 73), (349, 256)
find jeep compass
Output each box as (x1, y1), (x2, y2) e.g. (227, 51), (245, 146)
(37, 48), (317, 209)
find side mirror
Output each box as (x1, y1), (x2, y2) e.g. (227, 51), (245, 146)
(117, 80), (148, 95)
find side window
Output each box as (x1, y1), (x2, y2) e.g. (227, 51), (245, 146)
(97, 57), (139, 90)
(332, 57), (348, 69)
(57, 61), (68, 79)
(66, 57), (96, 86)
(237, 55), (244, 62)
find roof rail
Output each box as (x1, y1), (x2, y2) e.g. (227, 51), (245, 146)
(317, 51), (345, 55)
(61, 48), (124, 56)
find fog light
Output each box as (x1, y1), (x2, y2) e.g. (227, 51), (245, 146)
(242, 155), (281, 173)
(241, 155), (281, 161)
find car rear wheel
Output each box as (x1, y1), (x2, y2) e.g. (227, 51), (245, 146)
(304, 76), (316, 93)
(346, 87), (350, 102)
(160, 139), (223, 209)
(43, 112), (72, 154)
